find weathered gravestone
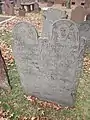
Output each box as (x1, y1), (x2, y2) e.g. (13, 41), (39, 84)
(0, 49), (11, 91)
(41, 8), (68, 38)
(78, 21), (90, 51)
(12, 20), (85, 106)
(71, 6), (86, 22)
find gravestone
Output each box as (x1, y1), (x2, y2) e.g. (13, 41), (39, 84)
(71, 6), (86, 22)
(86, 14), (90, 20)
(41, 8), (67, 38)
(4, 0), (15, 16)
(34, 2), (40, 13)
(78, 21), (90, 50)
(12, 20), (85, 106)
(0, 49), (11, 91)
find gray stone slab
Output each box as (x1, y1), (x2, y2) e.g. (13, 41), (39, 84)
(41, 8), (67, 39)
(78, 21), (90, 50)
(12, 20), (85, 106)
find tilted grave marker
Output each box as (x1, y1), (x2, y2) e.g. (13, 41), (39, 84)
(12, 20), (85, 106)
(41, 8), (67, 39)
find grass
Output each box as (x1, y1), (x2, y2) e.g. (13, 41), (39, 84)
(0, 28), (90, 120)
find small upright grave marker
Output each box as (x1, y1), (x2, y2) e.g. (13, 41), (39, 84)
(71, 6), (86, 22)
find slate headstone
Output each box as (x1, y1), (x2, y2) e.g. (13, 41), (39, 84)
(41, 8), (67, 38)
(71, 6), (86, 22)
(78, 21), (90, 50)
(12, 20), (85, 106)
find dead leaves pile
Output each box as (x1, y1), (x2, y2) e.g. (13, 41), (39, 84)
(0, 13), (42, 34)
(0, 107), (51, 120)
(24, 95), (74, 111)
(83, 56), (90, 73)
(0, 107), (14, 120)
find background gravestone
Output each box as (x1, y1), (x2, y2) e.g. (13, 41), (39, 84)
(4, 0), (15, 16)
(71, 6), (86, 22)
(12, 20), (85, 106)
(86, 14), (90, 20)
(78, 21), (90, 51)
(41, 8), (68, 38)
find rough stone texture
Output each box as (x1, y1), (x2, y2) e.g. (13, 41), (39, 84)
(78, 21), (90, 50)
(71, 6), (86, 22)
(86, 14), (90, 20)
(0, 49), (11, 91)
(12, 20), (85, 106)
(41, 8), (67, 39)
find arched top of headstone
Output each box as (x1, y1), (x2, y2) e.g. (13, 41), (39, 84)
(12, 22), (38, 45)
(71, 5), (86, 22)
(52, 19), (79, 44)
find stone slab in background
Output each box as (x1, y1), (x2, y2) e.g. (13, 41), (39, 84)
(71, 5), (86, 22)
(12, 20), (85, 106)
(41, 8), (67, 38)
(78, 21), (90, 51)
